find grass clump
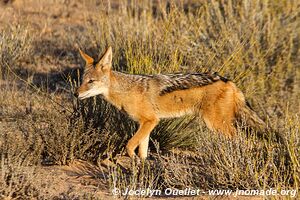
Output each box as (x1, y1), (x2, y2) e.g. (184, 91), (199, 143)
(0, 24), (34, 79)
(0, 158), (39, 199)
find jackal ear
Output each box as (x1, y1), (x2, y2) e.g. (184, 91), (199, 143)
(78, 48), (94, 65)
(97, 46), (112, 70)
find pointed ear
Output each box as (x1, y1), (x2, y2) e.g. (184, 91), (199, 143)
(97, 46), (112, 70)
(78, 48), (94, 65)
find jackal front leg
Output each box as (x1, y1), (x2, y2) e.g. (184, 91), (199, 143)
(138, 135), (150, 159)
(126, 118), (158, 159)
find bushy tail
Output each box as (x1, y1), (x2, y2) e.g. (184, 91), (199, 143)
(236, 102), (267, 133)
(234, 89), (284, 143)
(233, 88), (266, 131)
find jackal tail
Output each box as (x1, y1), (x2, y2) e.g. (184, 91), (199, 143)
(236, 97), (266, 131)
(234, 89), (284, 143)
(234, 87), (267, 132)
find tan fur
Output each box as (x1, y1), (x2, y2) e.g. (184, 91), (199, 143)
(76, 47), (266, 159)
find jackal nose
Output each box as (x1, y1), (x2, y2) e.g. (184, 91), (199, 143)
(74, 92), (79, 98)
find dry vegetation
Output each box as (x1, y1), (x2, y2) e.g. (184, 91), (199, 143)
(0, 0), (299, 199)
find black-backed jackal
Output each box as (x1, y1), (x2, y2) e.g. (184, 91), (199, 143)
(75, 47), (266, 159)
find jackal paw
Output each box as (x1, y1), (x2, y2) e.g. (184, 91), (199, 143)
(126, 145), (136, 158)
(138, 151), (148, 160)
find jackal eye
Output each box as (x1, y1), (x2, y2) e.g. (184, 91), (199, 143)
(88, 80), (94, 83)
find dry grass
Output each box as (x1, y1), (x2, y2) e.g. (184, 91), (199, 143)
(0, 0), (299, 199)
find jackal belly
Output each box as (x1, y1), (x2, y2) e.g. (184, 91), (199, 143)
(154, 88), (204, 118)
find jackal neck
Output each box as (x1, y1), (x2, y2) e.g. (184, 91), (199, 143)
(104, 71), (134, 109)
(109, 71), (149, 90)
(109, 71), (134, 90)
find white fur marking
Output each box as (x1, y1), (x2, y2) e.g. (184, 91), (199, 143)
(78, 87), (108, 99)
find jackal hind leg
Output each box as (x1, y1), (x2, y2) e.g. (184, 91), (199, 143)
(126, 119), (158, 159)
(201, 98), (237, 138)
(202, 114), (236, 137)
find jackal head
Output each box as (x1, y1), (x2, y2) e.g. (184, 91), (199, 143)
(75, 47), (112, 99)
